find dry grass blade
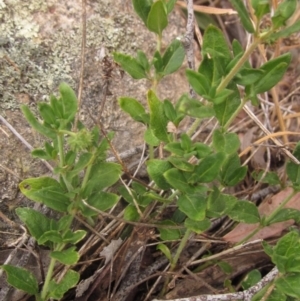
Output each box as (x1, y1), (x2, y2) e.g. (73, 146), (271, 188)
(242, 105), (300, 164)
(176, 1), (237, 15)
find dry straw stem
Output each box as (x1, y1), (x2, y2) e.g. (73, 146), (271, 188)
(0, 114), (53, 172)
(242, 105), (300, 164)
(74, 0), (86, 131)
(176, 1), (237, 15)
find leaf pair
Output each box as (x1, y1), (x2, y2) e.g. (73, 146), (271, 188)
(21, 83), (78, 138)
(114, 39), (185, 80)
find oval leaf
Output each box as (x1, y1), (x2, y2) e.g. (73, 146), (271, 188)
(162, 39), (185, 75)
(194, 152), (226, 183)
(132, 0), (152, 25)
(178, 194), (207, 221)
(147, 0), (168, 36)
(228, 201), (260, 224)
(118, 97), (148, 124)
(113, 52), (147, 79)
(229, 0), (255, 33)
(1, 265), (38, 295)
(148, 90), (169, 142)
(51, 247), (79, 265)
(147, 159), (173, 190)
(59, 82), (78, 122)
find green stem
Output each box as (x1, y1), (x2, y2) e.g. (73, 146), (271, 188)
(40, 213), (75, 300)
(149, 145), (154, 160)
(57, 134), (65, 168)
(57, 134), (73, 192)
(216, 38), (261, 94)
(171, 228), (192, 270)
(81, 154), (95, 190)
(161, 229), (192, 296)
(238, 189), (296, 245)
(186, 118), (202, 137)
(157, 34), (162, 52)
(265, 189), (296, 225)
(238, 225), (262, 245)
(40, 257), (56, 300)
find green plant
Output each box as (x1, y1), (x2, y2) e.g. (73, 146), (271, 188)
(2, 0), (300, 300)
(1, 83), (122, 300)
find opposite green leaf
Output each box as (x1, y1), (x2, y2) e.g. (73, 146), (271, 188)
(31, 149), (52, 160)
(286, 142), (300, 188)
(186, 69), (210, 96)
(59, 82), (78, 123)
(251, 170), (281, 186)
(254, 62), (289, 94)
(184, 218), (211, 234)
(51, 247), (79, 265)
(254, 53), (291, 94)
(207, 188), (237, 217)
(194, 152), (226, 183)
(164, 168), (195, 194)
(271, 0), (297, 29)
(21, 105), (56, 139)
(147, 159), (173, 190)
(229, 0), (255, 33)
(148, 90), (169, 142)
(124, 204), (140, 221)
(228, 200), (260, 224)
(214, 85), (240, 126)
(268, 208), (300, 225)
(38, 230), (62, 245)
(38, 102), (57, 127)
(113, 52), (147, 79)
(83, 191), (119, 217)
(158, 220), (181, 240)
(19, 177), (70, 212)
(163, 99), (177, 123)
(157, 244), (172, 262)
(251, 0), (270, 20)
(275, 274), (300, 298)
(144, 128), (160, 146)
(16, 207), (55, 241)
(63, 230), (87, 244)
(137, 50), (150, 71)
(83, 162), (121, 196)
(270, 20), (300, 40)
(168, 157), (194, 172)
(162, 39), (185, 75)
(221, 154), (247, 187)
(1, 265), (39, 295)
(166, 0), (176, 14)
(147, 0), (168, 36)
(272, 231), (300, 273)
(132, 0), (153, 26)
(119, 97), (149, 124)
(241, 269), (261, 290)
(177, 193), (207, 221)
(202, 25), (232, 68)
(176, 94), (215, 119)
(48, 270), (79, 300)
(213, 129), (240, 155)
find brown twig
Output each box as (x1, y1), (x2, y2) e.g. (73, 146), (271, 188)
(74, 0), (87, 131)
